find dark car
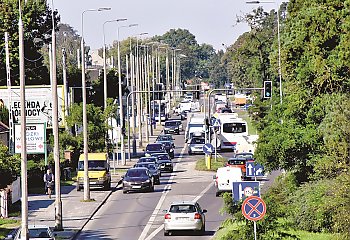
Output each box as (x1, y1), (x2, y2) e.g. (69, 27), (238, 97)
(145, 143), (166, 156)
(157, 159), (173, 173)
(157, 140), (175, 159)
(164, 120), (180, 134)
(156, 134), (175, 148)
(122, 167), (154, 194)
(134, 162), (161, 185)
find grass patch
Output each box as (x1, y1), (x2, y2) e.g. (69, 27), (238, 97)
(236, 110), (257, 135)
(195, 156), (226, 171)
(214, 218), (343, 240)
(0, 218), (20, 239)
(80, 198), (96, 202)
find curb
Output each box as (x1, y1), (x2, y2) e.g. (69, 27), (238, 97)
(71, 178), (122, 240)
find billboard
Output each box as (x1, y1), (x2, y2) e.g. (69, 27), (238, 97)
(14, 123), (46, 154)
(0, 85), (65, 128)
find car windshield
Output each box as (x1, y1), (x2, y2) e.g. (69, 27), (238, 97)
(28, 228), (50, 238)
(126, 169), (148, 178)
(165, 121), (177, 127)
(147, 164), (157, 170)
(139, 157), (157, 163)
(191, 138), (205, 144)
(146, 144), (163, 151)
(222, 123), (247, 134)
(78, 160), (107, 171)
(170, 204), (196, 213)
(157, 135), (173, 141)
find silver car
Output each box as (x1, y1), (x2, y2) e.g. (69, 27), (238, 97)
(6, 225), (55, 239)
(188, 137), (205, 155)
(163, 201), (207, 236)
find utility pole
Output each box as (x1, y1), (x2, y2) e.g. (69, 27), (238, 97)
(62, 48), (70, 132)
(50, 0), (63, 228)
(18, 0), (28, 238)
(5, 32), (14, 154)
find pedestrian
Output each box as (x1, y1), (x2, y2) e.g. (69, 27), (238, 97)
(43, 169), (54, 198)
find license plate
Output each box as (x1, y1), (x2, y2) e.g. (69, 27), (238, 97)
(176, 217), (189, 221)
(132, 186), (141, 189)
(90, 182), (96, 184)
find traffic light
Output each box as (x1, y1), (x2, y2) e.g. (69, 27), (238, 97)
(263, 81), (272, 98)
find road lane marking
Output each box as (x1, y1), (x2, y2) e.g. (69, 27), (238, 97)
(145, 181), (214, 240)
(138, 143), (187, 240)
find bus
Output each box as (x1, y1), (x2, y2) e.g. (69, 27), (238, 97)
(212, 113), (248, 151)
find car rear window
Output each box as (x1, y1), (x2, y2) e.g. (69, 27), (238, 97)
(228, 159), (245, 165)
(28, 228), (50, 238)
(191, 138), (205, 144)
(170, 204), (196, 213)
(146, 144), (163, 151)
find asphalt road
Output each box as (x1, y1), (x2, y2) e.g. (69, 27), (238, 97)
(76, 111), (280, 240)
(76, 124), (226, 240)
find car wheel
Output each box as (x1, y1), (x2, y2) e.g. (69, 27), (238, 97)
(164, 230), (169, 236)
(215, 191), (220, 197)
(188, 151), (192, 155)
(150, 185), (154, 192)
(201, 223), (206, 234)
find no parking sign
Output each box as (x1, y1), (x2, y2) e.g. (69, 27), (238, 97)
(241, 196), (266, 240)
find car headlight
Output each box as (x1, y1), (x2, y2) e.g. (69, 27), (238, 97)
(78, 177), (84, 181)
(144, 179), (151, 183)
(169, 148), (174, 152)
(98, 177), (106, 181)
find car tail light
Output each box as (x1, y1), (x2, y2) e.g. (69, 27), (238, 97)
(194, 213), (201, 219)
(165, 213), (171, 219)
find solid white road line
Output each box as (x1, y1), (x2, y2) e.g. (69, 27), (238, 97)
(138, 143), (187, 240)
(145, 181), (214, 240)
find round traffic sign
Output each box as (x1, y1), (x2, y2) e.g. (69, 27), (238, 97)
(242, 196), (266, 221)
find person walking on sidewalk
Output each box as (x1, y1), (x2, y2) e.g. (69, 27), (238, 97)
(43, 169), (54, 199)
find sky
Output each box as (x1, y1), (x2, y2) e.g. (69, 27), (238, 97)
(52, 0), (284, 51)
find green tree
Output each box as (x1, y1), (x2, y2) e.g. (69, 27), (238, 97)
(0, 0), (59, 86)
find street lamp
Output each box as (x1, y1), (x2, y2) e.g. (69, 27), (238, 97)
(81, 7), (111, 201)
(117, 24), (138, 165)
(246, 1), (282, 104)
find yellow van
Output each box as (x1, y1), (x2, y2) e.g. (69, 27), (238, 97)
(77, 153), (111, 191)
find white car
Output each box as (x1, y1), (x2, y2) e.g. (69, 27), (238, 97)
(163, 201), (207, 236)
(214, 166), (243, 197)
(6, 225), (55, 240)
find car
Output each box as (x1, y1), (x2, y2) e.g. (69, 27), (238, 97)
(157, 140), (175, 158)
(137, 156), (159, 164)
(122, 167), (154, 194)
(7, 225), (55, 239)
(226, 157), (248, 175)
(145, 143), (167, 156)
(156, 134), (175, 147)
(157, 159), (173, 173)
(164, 120), (180, 134)
(163, 201), (207, 236)
(214, 167), (243, 197)
(188, 137), (205, 155)
(134, 162), (161, 185)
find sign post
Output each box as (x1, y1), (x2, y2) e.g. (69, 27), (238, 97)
(203, 143), (214, 170)
(242, 196), (267, 240)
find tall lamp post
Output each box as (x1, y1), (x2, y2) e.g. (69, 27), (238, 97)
(246, 1), (282, 104)
(117, 24), (138, 165)
(81, 7), (111, 201)
(18, 0), (28, 238)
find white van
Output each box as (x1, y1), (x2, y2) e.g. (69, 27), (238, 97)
(214, 167), (243, 197)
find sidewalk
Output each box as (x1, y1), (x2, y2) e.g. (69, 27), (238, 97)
(25, 127), (164, 239)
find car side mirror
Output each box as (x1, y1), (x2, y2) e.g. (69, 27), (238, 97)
(202, 209), (207, 213)
(212, 175), (216, 180)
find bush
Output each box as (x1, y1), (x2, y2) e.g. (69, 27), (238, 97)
(288, 172), (350, 235)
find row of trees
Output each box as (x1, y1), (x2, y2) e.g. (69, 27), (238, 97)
(218, 0), (350, 238)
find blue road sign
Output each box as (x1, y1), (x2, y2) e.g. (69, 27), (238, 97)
(203, 143), (214, 155)
(213, 118), (221, 127)
(232, 181), (260, 202)
(246, 162), (265, 178)
(242, 196), (266, 221)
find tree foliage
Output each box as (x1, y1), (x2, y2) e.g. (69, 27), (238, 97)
(0, 0), (59, 86)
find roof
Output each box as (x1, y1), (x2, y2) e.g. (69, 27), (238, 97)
(171, 201), (196, 205)
(0, 121), (9, 133)
(79, 153), (107, 160)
